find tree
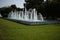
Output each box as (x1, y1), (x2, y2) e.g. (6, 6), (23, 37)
(0, 5), (17, 18)
(11, 5), (17, 9)
(25, 0), (60, 19)
(47, 0), (60, 18)
(25, 0), (44, 9)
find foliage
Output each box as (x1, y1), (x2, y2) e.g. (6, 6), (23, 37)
(0, 5), (21, 18)
(25, 0), (60, 19)
(47, 0), (60, 18)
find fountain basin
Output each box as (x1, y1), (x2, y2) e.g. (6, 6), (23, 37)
(7, 18), (60, 25)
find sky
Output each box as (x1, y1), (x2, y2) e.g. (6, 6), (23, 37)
(0, 0), (25, 8)
(0, 0), (46, 8)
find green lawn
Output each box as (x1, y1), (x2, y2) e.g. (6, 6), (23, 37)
(0, 18), (60, 40)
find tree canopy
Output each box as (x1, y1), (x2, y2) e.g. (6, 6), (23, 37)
(0, 5), (22, 18)
(25, 0), (60, 19)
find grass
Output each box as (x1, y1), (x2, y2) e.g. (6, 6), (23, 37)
(0, 18), (60, 40)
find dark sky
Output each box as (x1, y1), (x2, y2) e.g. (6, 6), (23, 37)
(0, 0), (25, 8)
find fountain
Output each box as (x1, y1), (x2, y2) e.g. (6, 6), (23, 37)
(0, 14), (2, 17)
(8, 8), (44, 25)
